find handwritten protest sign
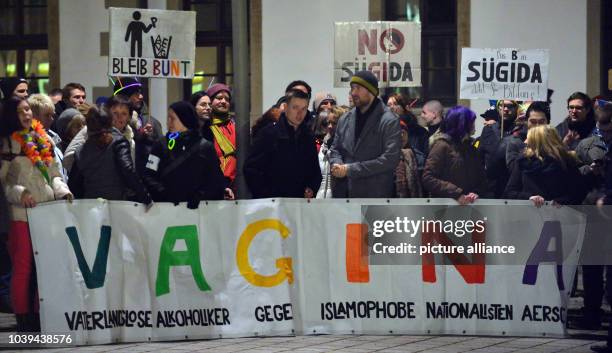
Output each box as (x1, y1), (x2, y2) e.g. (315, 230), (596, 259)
(334, 22), (421, 88)
(108, 7), (195, 79)
(460, 48), (549, 101)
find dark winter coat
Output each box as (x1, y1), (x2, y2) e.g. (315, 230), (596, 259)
(142, 131), (225, 207)
(478, 120), (515, 165)
(244, 114), (322, 198)
(329, 99), (401, 198)
(69, 129), (151, 204)
(133, 112), (163, 176)
(422, 134), (488, 199)
(504, 155), (587, 205)
(555, 116), (596, 151)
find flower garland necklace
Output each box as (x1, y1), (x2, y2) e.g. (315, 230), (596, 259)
(11, 120), (53, 183)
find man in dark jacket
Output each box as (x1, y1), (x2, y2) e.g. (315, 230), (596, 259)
(556, 91), (596, 151)
(477, 100), (519, 197)
(577, 103), (612, 333)
(244, 89), (321, 198)
(329, 71), (401, 198)
(505, 102), (550, 172)
(483, 102), (551, 198)
(113, 77), (163, 175)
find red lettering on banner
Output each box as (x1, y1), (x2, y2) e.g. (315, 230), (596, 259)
(346, 224), (370, 283)
(421, 227), (486, 284)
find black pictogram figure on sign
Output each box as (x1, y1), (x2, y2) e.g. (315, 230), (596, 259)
(125, 11), (157, 57)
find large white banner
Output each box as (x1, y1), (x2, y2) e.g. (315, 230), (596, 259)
(460, 48), (549, 101)
(29, 199), (583, 345)
(334, 22), (421, 88)
(108, 8), (195, 79)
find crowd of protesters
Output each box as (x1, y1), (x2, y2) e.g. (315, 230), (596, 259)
(0, 72), (611, 350)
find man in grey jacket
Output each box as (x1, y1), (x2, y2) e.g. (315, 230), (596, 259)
(329, 71), (401, 198)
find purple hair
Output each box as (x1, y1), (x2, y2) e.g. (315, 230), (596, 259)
(440, 105), (476, 142)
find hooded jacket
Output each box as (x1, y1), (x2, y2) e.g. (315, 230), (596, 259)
(422, 133), (488, 199)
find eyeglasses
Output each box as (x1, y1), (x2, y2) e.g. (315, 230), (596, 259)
(15, 89), (27, 94)
(568, 105), (584, 111)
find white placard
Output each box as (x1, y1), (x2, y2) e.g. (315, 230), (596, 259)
(108, 7), (195, 79)
(334, 22), (421, 88)
(460, 48), (549, 101)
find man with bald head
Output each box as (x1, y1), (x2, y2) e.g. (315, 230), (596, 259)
(421, 100), (444, 145)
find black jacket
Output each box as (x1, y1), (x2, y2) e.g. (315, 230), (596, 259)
(244, 114), (322, 198)
(133, 112), (163, 176)
(142, 131), (225, 207)
(504, 155), (587, 205)
(555, 116), (596, 151)
(399, 113), (429, 157)
(69, 129), (152, 204)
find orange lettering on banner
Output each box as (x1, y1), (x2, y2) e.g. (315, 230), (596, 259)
(421, 226), (486, 284)
(346, 224), (370, 283)
(171, 60), (180, 76)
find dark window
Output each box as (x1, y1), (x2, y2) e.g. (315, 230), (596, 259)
(0, 0), (49, 94)
(385, 0), (457, 106)
(183, 0), (233, 98)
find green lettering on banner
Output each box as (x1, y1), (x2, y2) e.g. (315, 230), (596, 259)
(66, 226), (111, 289)
(155, 225), (211, 296)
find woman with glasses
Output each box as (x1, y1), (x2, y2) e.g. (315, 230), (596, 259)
(317, 106), (346, 199)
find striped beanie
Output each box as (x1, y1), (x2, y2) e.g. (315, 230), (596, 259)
(350, 71), (379, 97)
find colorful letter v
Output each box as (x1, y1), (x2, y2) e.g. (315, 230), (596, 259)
(65, 226), (111, 289)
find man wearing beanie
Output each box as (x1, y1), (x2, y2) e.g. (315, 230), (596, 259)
(0, 78), (28, 100)
(329, 70), (401, 198)
(113, 76), (163, 175)
(205, 83), (237, 191)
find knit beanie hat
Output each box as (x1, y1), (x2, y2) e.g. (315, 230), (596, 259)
(169, 101), (199, 131)
(206, 83), (231, 100)
(313, 92), (337, 112)
(350, 71), (379, 97)
(113, 77), (142, 97)
(0, 78), (27, 99)
(56, 108), (81, 140)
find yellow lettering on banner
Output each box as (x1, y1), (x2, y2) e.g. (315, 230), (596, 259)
(236, 219), (294, 287)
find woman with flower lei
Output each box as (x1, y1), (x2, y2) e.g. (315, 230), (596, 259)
(0, 97), (72, 332)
